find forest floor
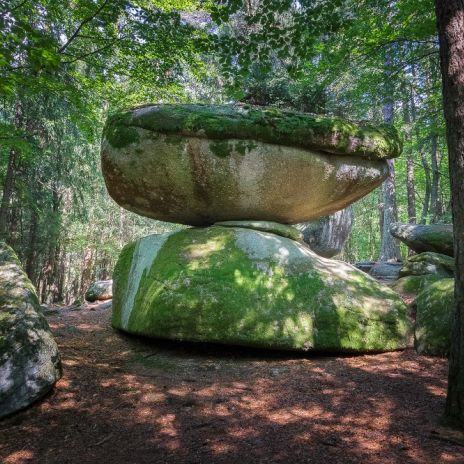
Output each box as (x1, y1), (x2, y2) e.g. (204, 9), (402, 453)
(1, 300), (464, 464)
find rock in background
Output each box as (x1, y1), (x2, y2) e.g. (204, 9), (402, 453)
(390, 223), (454, 256)
(295, 206), (353, 258)
(399, 252), (454, 278)
(85, 280), (113, 302)
(369, 262), (402, 282)
(0, 242), (61, 418)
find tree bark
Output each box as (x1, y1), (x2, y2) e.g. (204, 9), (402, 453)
(420, 151), (432, 223)
(0, 148), (17, 240)
(435, 0), (464, 428)
(380, 72), (401, 261)
(430, 133), (441, 222)
(403, 97), (416, 224)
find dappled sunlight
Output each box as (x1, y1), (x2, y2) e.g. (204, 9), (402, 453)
(1, 309), (463, 464)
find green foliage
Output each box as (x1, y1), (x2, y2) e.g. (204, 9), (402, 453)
(0, 0), (451, 301)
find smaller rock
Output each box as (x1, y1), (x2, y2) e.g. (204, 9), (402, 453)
(399, 252), (454, 278)
(415, 278), (454, 357)
(369, 262), (402, 281)
(391, 275), (443, 295)
(354, 261), (376, 273)
(214, 221), (302, 241)
(85, 280), (113, 302)
(390, 223), (454, 257)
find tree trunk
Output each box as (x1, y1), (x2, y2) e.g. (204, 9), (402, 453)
(380, 75), (401, 261)
(0, 148), (17, 241)
(25, 209), (38, 282)
(420, 151), (432, 223)
(403, 97), (416, 224)
(430, 133), (441, 222)
(435, 0), (464, 428)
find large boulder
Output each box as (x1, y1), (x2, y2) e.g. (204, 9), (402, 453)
(101, 104), (401, 226)
(295, 206), (353, 258)
(390, 223), (454, 256)
(0, 242), (61, 418)
(399, 252), (454, 278)
(85, 280), (113, 302)
(112, 226), (411, 353)
(415, 279), (454, 357)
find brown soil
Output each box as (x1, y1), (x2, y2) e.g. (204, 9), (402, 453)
(1, 302), (463, 464)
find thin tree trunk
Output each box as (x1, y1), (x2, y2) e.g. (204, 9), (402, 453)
(380, 66), (401, 261)
(435, 0), (464, 428)
(25, 209), (38, 282)
(420, 151), (432, 223)
(403, 97), (416, 224)
(0, 148), (17, 240)
(430, 133), (441, 222)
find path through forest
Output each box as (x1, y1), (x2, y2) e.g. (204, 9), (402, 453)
(1, 303), (464, 464)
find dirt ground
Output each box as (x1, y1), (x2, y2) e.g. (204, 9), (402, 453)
(1, 301), (464, 464)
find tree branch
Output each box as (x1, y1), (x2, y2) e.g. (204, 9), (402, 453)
(58, 0), (111, 54)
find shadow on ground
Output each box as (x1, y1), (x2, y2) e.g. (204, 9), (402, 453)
(0, 305), (462, 464)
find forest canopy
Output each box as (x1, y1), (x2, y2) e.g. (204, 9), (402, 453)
(0, 0), (450, 303)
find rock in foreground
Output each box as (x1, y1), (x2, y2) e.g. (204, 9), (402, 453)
(0, 242), (61, 418)
(390, 223), (454, 256)
(112, 227), (411, 352)
(415, 279), (454, 357)
(296, 206), (353, 258)
(85, 280), (113, 302)
(101, 105), (399, 226)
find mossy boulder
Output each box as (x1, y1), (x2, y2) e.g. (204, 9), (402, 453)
(399, 252), (455, 278)
(112, 227), (411, 352)
(0, 242), (61, 418)
(391, 274), (444, 295)
(390, 223), (454, 257)
(85, 280), (113, 302)
(295, 206), (353, 258)
(415, 278), (454, 357)
(101, 104), (396, 226)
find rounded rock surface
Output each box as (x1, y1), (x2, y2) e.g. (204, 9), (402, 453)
(101, 105), (395, 226)
(415, 278), (454, 357)
(390, 223), (454, 257)
(0, 242), (61, 418)
(85, 280), (113, 302)
(112, 226), (411, 352)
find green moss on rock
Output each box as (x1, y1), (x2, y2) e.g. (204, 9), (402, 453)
(112, 227), (411, 352)
(103, 111), (140, 149)
(0, 242), (61, 418)
(399, 252), (455, 278)
(104, 104), (402, 159)
(392, 274), (443, 295)
(415, 278), (454, 357)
